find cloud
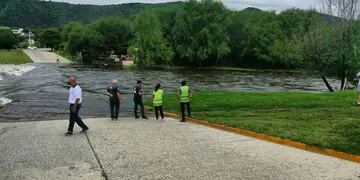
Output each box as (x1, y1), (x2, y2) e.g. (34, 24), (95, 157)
(51, 0), (320, 11)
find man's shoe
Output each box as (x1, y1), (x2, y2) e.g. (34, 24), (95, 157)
(142, 116), (148, 119)
(65, 131), (73, 136)
(135, 116), (140, 119)
(80, 127), (89, 133)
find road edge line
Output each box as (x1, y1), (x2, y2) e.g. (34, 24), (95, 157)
(145, 106), (360, 164)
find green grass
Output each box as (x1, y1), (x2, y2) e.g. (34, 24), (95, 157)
(145, 91), (360, 155)
(0, 49), (31, 64)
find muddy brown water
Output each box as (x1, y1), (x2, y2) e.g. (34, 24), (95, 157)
(0, 64), (339, 122)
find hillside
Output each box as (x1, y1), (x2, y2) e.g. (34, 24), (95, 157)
(0, 0), (183, 28)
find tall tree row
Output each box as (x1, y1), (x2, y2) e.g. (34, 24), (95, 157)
(35, 0), (360, 91)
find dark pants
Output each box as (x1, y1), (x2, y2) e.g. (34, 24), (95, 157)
(134, 99), (145, 117)
(154, 106), (164, 119)
(180, 102), (191, 122)
(68, 104), (88, 132)
(110, 101), (120, 119)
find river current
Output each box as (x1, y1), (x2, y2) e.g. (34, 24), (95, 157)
(0, 64), (339, 122)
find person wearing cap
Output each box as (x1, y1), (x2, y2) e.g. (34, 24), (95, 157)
(107, 79), (122, 120)
(153, 83), (164, 120)
(133, 80), (148, 119)
(65, 76), (89, 136)
(178, 80), (192, 122)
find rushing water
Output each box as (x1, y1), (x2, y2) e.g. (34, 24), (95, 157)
(0, 64), (340, 122)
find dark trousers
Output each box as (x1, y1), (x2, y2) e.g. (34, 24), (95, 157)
(110, 101), (120, 119)
(154, 106), (164, 119)
(134, 99), (145, 117)
(180, 102), (191, 122)
(68, 104), (88, 132)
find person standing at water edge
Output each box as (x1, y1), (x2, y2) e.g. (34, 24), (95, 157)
(153, 84), (164, 120)
(178, 80), (192, 122)
(133, 80), (148, 119)
(107, 79), (122, 120)
(357, 72), (360, 105)
(65, 77), (89, 136)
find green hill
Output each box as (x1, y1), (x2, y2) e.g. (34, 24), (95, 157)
(0, 0), (183, 28)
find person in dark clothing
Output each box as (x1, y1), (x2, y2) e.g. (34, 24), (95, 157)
(178, 80), (192, 122)
(133, 80), (148, 119)
(107, 79), (122, 120)
(65, 76), (89, 136)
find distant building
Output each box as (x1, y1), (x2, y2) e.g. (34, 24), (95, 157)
(11, 28), (24, 35)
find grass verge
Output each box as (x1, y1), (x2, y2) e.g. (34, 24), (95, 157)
(145, 91), (360, 155)
(0, 49), (31, 64)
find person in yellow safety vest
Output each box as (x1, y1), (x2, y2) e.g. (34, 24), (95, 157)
(153, 83), (164, 120)
(178, 79), (192, 122)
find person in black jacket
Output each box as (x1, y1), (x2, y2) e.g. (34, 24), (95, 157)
(133, 80), (148, 119)
(107, 79), (122, 120)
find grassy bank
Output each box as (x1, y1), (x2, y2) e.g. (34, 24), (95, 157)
(0, 49), (31, 64)
(145, 91), (360, 155)
(55, 50), (75, 62)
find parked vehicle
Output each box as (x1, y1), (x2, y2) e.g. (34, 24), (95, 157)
(27, 46), (37, 50)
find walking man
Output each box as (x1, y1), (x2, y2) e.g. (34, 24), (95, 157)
(178, 80), (192, 122)
(65, 76), (89, 136)
(107, 79), (121, 120)
(133, 80), (148, 119)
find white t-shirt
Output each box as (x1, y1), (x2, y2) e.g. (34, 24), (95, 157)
(69, 85), (82, 104)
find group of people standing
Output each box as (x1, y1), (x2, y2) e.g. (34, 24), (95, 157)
(64, 76), (192, 135)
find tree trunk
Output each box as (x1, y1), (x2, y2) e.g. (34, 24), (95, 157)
(340, 70), (348, 91)
(321, 76), (334, 92)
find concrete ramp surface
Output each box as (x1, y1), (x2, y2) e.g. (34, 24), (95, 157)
(0, 118), (359, 180)
(23, 48), (71, 64)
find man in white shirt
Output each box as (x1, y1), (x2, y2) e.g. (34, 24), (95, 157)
(65, 76), (89, 136)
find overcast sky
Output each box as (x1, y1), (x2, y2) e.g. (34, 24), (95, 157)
(51, 0), (320, 11)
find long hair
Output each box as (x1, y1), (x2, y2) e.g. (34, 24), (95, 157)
(155, 83), (161, 92)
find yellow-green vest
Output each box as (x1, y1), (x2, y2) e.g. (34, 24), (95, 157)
(153, 89), (163, 106)
(179, 86), (190, 103)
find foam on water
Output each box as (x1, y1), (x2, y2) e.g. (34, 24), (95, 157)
(0, 97), (12, 106)
(0, 64), (35, 78)
(0, 65), (35, 106)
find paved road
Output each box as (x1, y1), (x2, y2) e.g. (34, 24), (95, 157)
(23, 48), (71, 64)
(0, 117), (359, 180)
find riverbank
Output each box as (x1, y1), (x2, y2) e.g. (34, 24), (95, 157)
(145, 91), (360, 155)
(0, 49), (31, 64)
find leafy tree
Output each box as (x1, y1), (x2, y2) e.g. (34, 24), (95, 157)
(277, 9), (318, 37)
(128, 10), (173, 66)
(269, 38), (302, 70)
(320, 0), (360, 90)
(65, 24), (104, 64)
(90, 18), (131, 55)
(245, 12), (281, 64)
(38, 28), (61, 51)
(225, 11), (250, 66)
(300, 23), (334, 91)
(172, 0), (230, 67)
(0, 29), (16, 49)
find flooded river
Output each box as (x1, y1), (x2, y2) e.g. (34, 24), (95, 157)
(0, 64), (339, 122)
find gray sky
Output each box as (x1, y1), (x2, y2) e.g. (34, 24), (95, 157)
(51, 0), (320, 11)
